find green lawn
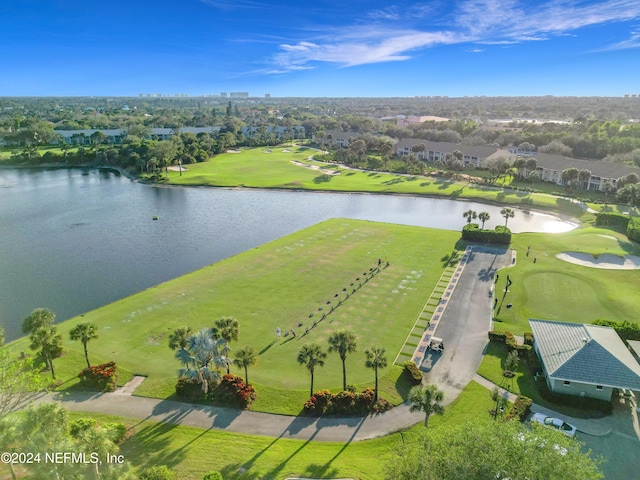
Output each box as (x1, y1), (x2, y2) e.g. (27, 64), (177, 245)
(164, 146), (567, 211)
(492, 227), (640, 334)
(477, 342), (610, 418)
(8, 219), (460, 414)
(20, 381), (492, 480)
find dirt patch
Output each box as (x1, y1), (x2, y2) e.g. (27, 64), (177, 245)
(556, 252), (640, 270)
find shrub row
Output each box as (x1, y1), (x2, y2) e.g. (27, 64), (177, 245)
(78, 361), (117, 392)
(504, 395), (532, 422)
(523, 332), (534, 346)
(592, 319), (640, 341)
(303, 388), (392, 416)
(462, 224), (511, 245)
(488, 331), (532, 357)
(403, 361), (423, 384)
(595, 212), (630, 228)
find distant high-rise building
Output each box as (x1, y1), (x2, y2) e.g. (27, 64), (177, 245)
(265, 93), (271, 98)
(230, 92), (249, 98)
(220, 92), (228, 97)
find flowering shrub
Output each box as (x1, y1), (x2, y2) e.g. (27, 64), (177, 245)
(214, 374), (256, 409)
(78, 361), (117, 391)
(303, 387), (393, 416)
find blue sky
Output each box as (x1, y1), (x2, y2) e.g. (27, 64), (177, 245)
(1, 0), (639, 97)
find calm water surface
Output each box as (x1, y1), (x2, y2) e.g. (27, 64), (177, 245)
(0, 168), (577, 341)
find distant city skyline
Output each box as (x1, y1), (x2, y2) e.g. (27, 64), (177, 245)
(1, 0), (640, 97)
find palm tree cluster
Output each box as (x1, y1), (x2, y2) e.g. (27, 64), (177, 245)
(22, 308), (64, 379)
(463, 209), (491, 229)
(297, 329), (388, 402)
(170, 317), (255, 393)
(292, 261), (389, 339)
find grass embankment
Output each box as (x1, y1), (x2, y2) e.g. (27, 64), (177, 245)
(491, 227), (640, 335)
(45, 381), (493, 480)
(8, 219), (460, 414)
(164, 146), (576, 213)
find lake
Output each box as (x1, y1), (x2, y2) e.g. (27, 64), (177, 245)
(0, 167), (577, 341)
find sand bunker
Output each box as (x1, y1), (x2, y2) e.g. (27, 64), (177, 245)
(167, 165), (187, 172)
(282, 149), (292, 152)
(556, 252), (640, 270)
(290, 160), (340, 175)
(226, 149), (242, 153)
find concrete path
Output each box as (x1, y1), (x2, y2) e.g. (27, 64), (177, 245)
(113, 375), (146, 395)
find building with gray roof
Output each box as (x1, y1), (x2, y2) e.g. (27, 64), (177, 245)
(529, 319), (640, 401)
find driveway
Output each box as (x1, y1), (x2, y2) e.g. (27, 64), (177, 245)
(422, 245), (513, 402)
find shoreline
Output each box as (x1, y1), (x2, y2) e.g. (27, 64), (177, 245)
(0, 162), (581, 225)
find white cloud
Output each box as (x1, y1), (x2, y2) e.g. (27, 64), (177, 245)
(598, 32), (640, 50)
(266, 0), (640, 73)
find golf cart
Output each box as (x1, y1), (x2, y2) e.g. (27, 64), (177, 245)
(428, 337), (444, 353)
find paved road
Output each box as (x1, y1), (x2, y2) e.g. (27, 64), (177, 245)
(421, 246), (512, 402)
(31, 246), (513, 442)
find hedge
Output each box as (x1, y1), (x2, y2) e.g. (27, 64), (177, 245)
(627, 218), (640, 243)
(303, 388), (392, 416)
(592, 319), (640, 341)
(523, 332), (534, 346)
(504, 395), (532, 422)
(461, 224), (511, 245)
(403, 361), (423, 384)
(595, 212), (630, 228)
(488, 330), (532, 357)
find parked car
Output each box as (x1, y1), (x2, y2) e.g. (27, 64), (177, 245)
(531, 413), (577, 437)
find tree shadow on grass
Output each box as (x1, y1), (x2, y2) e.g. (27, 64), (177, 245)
(313, 174), (332, 184)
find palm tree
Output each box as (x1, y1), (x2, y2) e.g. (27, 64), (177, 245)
(213, 317), (239, 374)
(618, 183), (640, 216)
(168, 326), (193, 351)
(297, 343), (327, 397)
(76, 425), (119, 479)
(462, 209), (477, 225)
(22, 308), (55, 335)
(409, 384), (445, 428)
(69, 322), (99, 368)
(177, 328), (227, 394)
(578, 169), (592, 190)
(29, 326), (63, 379)
(500, 207), (515, 228)
(328, 329), (358, 391)
(364, 346), (387, 402)
(478, 211), (490, 230)
(233, 345), (258, 384)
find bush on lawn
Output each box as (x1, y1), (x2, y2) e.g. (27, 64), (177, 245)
(303, 388), (392, 416)
(628, 218), (640, 243)
(504, 395), (532, 422)
(403, 361), (423, 384)
(462, 224), (511, 245)
(592, 319), (640, 341)
(138, 465), (178, 480)
(214, 374), (256, 409)
(523, 332), (534, 346)
(595, 212), (630, 228)
(77, 361), (117, 392)
(202, 472), (223, 480)
(175, 377), (204, 401)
